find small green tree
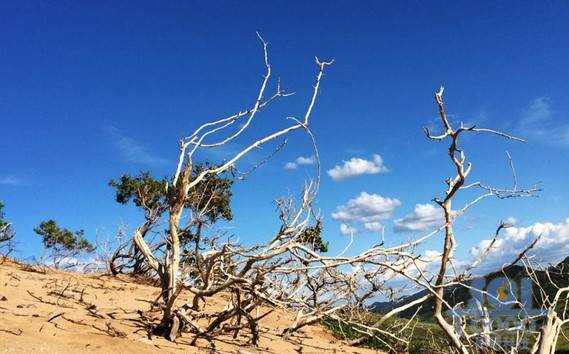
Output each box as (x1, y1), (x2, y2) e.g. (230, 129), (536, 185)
(0, 201), (16, 258)
(109, 172), (169, 218)
(34, 219), (94, 268)
(109, 164), (233, 231)
(108, 164), (233, 275)
(298, 220), (328, 253)
(109, 165), (329, 278)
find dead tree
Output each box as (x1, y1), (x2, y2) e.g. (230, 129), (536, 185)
(120, 37), (416, 347)
(416, 87), (538, 353)
(321, 88), (540, 351)
(340, 88), (539, 353)
(118, 38), (540, 351)
(108, 166), (233, 277)
(127, 34), (334, 339)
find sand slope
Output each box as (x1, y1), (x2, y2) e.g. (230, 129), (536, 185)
(0, 260), (380, 353)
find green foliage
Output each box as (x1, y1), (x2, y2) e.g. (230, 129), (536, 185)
(108, 172), (168, 212)
(0, 201), (8, 228)
(109, 164), (233, 225)
(298, 220), (328, 253)
(0, 201), (16, 243)
(33, 220), (93, 252)
(188, 163), (233, 223)
(326, 315), (569, 353)
(324, 315), (450, 354)
(109, 165), (233, 264)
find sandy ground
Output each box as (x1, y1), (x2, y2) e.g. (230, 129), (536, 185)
(0, 260), (381, 353)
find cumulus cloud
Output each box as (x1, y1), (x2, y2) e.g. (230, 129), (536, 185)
(389, 217), (569, 281)
(339, 223), (358, 236)
(332, 192), (400, 234)
(394, 203), (444, 233)
(327, 154), (388, 181)
(338, 221), (383, 236)
(503, 216), (518, 226)
(517, 97), (569, 147)
(364, 222), (383, 232)
(470, 218), (569, 274)
(284, 155), (316, 170)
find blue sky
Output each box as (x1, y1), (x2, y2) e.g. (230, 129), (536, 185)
(1, 1), (569, 271)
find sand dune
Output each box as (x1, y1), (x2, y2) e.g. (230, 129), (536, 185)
(0, 260), (380, 353)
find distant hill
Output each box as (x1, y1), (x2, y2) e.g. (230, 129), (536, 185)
(370, 257), (569, 319)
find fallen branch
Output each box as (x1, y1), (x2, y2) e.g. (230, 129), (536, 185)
(0, 328), (23, 336)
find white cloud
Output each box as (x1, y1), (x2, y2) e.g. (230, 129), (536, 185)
(332, 192), (400, 234)
(284, 155), (316, 170)
(389, 217), (569, 281)
(394, 203), (444, 233)
(470, 218), (569, 274)
(296, 156), (315, 165)
(373, 218), (569, 284)
(339, 223), (358, 235)
(364, 222), (383, 232)
(46, 256), (107, 273)
(517, 97), (569, 147)
(503, 216), (518, 226)
(424, 249), (442, 260)
(106, 126), (168, 166)
(327, 154), (388, 181)
(0, 176), (22, 186)
(332, 192), (400, 223)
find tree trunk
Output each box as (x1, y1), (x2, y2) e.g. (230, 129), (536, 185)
(533, 312), (562, 354)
